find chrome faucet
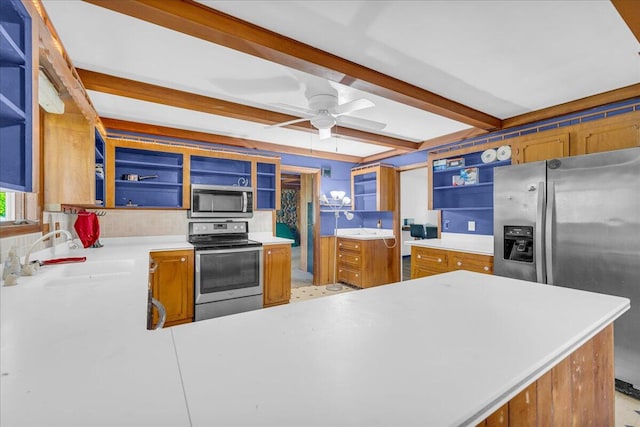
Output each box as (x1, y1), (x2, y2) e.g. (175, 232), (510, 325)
(21, 230), (77, 276)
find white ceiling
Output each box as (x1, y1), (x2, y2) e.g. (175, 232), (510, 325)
(42, 0), (639, 159)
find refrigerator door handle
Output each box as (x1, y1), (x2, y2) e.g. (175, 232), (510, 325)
(535, 181), (546, 284)
(545, 182), (555, 285)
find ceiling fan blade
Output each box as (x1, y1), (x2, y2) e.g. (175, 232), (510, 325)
(332, 98), (375, 116)
(337, 115), (386, 131)
(271, 103), (316, 117)
(266, 118), (310, 129)
(318, 127), (332, 140)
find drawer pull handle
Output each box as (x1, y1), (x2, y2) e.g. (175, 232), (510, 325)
(181, 257), (186, 262)
(417, 255), (422, 259)
(484, 266), (489, 271)
(339, 243), (342, 247)
(457, 261), (462, 266)
(355, 274), (358, 277)
(355, 257), (358, 261)
(339, 254), (342, 258)
(355, 245), (359, 249)
(437, 258), (442, 263)
(267, 250), (271, 255)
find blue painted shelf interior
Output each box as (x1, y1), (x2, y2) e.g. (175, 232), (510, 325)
(0, 0), (32, 191)
(94, 131), (105, 206)
(190, 155), (251, 187)
(432, 152), (511, 235)
(256, 162), (276, 210)
(353, 171), (377, 211)
(115, 147), (183, 207)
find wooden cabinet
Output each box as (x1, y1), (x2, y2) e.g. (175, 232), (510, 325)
(351, 163), (396, 211)
(263, 243), (291, 307)
(410, 246), (449, 278)
(411, 246), (493, 279)
(574, 113), (640, 155)
(337, 237), (396, 288)
(513, 132), (570, 164)
(448, 251), (493, 274)
(43, 111), (96, 210)
(150, 249), (194, 328)
(0, 0), (33, 192)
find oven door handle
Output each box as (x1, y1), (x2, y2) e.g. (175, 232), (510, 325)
(242, 191), (248, 213)
(196, 246), (263, 255)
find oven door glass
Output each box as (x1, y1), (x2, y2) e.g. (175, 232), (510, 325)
(196, 247), (263, 303)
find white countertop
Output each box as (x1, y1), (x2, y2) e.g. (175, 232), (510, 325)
(249, 232), (295, 245)
(405, 232), (494, 255)
(1, 236), (629, 426)
(336, 227), (395, 240)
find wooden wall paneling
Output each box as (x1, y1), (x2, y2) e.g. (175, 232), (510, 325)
(317, 236), (336, 285)
(570, 338), (595, 426)
(592, 324), (614, 427)
(477, 324), (614, 426)
(550, 356), (573, 427)
(508, 383), (537, 425)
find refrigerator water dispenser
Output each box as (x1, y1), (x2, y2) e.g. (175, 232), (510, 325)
(503, 226), (533, 263)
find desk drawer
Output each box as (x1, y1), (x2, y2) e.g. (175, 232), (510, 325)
(337, 239), (362, 254)
(412, 247), (448, 273)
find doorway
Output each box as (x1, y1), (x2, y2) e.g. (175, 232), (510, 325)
(278, 166), (320, 288)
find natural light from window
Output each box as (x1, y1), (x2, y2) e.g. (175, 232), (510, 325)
(0, 192), (16, 222)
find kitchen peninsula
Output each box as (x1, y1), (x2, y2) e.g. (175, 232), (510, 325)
(0, 238), (629, 426)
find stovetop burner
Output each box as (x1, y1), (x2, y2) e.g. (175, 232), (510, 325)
(188, 221), (262, 250)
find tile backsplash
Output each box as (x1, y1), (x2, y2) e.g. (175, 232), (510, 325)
(1, 210), (273, 264)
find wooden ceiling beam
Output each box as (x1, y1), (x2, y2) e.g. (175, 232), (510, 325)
(77, 69), (417, 151)
(503, 83), (640, 129)
(612, 0), (640, 43)
(82, 0), (501, 130)
(101, 118), (365, 163)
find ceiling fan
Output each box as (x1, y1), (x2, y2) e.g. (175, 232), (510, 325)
(268, 93), (387, 139)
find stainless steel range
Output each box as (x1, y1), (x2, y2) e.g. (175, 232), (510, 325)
(188, 221), (263, 321)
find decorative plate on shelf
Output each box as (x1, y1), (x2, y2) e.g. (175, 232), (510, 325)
(497, 145), (512, 161)
(481, 149), (497, 163)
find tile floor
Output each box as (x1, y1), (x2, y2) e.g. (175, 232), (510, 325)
(289, 282), (640, 425)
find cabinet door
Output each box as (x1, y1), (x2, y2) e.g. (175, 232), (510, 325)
(150, 250), (194, 327)
(449, 252), (493, 275)
(263, 244), (291, 307)
(574, 115), (640, 155)
(513, 133), (569, 164)
(411, 246), (448, 279)
(43, 112), (95, 210)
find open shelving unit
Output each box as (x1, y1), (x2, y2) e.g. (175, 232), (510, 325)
(190, 155), (251, 187)
(430, 151), (511, 235)
(95, 130), (105, 206)
(0, 0), (32, 191)
(114, 147), (184, 208)
(256, 162), (276, 210)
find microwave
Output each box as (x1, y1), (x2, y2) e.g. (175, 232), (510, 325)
(189, 184), (253, 218)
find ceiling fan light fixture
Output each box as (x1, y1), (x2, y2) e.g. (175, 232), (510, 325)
(310, 110), (336, 130)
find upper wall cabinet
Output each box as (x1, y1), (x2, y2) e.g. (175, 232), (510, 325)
(512, 132), (570, 164)
(0, 0), (32, 191)
(43, 112), (95, 210)
(190, 155), (251, 187)
(574, 113), (640, 155)
(351, 163), (396, 211)
(95, 130), (105, 206)
(430, 145), (511, 235)
(255, 161), (280, 210)
(114, 146), (184, 208)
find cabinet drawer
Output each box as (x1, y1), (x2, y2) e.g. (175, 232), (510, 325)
(449, 252), (493, 274)
(338, 267), (362, 287)
(337, 239), (362, 253)
(338, 251), (362, 268)
(412, 247), (448, 272)
(411, 266), (443, 279)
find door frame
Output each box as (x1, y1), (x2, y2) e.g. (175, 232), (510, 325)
(280, 165), (321, 284)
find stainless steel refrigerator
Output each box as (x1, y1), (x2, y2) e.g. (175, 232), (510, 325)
(494, 147), (640, 389)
